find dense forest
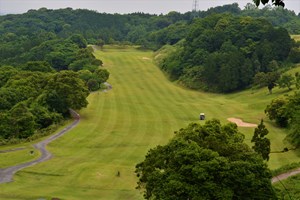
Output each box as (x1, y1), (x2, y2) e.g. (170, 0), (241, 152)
(156, 14), (298, 92)
(0, 3), (299, 143)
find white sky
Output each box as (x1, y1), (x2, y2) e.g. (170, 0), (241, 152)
(0, 0), (299, 15)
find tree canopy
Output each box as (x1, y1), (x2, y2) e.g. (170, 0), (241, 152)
(136, 119), (276, 199)
(156, 14), (295, 93)
(0, 68), (90, 141)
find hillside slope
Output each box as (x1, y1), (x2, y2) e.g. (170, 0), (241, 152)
(0, 46), (299, 200)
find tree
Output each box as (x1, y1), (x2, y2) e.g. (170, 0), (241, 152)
(251, 119), (271, 161)
(286, 111), (300, 147)
(285, 92), (300, 147)
(44, 71), (89, 114)
(136, 119), (276, 200)
(94, 68), (109, 83)
(253, 71), (280, 94)
(265, 98), (289, 127)
(295, 72), (300, 90)
(22, 61), (54, 72)
(68, 34), (87, 48)
(87, 78), (99, 91)
(9, 102), (36, 139)
(96, 39), (105, 49)
(278, 74), (294, 91)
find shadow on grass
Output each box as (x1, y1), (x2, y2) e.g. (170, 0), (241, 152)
(21, 170), (64, 177)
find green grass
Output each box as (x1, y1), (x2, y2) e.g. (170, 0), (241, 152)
(274, 174), (300, 199)
(0, 46), (299, 199)
(0, 147), (40, 168)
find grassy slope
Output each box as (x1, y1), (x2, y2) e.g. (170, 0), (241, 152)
(0, 46), (299, 199)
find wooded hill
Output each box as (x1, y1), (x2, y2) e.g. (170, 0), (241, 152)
(156, 14), (299, 92)
(0, 3), (300, 142)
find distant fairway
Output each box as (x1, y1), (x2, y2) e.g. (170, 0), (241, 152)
(0, 46), (299, 199)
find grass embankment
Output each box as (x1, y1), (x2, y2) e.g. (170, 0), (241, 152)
(0, 46), (299, 199)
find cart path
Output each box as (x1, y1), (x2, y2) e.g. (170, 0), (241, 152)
(0, 109), (80, 184)
(272, 167), (300, 184)
(0, 83), (112, 184)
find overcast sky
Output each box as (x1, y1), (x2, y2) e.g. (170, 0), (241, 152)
(0, 0), (299, 15)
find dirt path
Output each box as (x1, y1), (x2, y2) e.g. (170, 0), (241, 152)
(227, 118), (257, 127)
(272, 168), (300, 184)
(0, 109), (80, 184)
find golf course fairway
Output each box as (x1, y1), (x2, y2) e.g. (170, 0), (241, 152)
(0, 46), (299, 200)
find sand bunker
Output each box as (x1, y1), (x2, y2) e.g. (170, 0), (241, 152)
(227, 118), (257, 127)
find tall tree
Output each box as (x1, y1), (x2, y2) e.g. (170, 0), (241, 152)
(251, 119), (271, 161)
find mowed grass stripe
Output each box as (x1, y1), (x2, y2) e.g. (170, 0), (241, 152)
(0, 46), (300, 200)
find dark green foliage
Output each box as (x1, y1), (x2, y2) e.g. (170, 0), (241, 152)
(265, 98), (289, 127)
(266, 91), (300, 147)
(253, 71), (280, 94)
(289, 47), (300, 63)
(296, 72), (300, 89)
(251, 119), (271, 161)
(9, 102), (36, 139)
(285, 92), (300, 147)
(0, 66), (18, 87)
(158, 14), (292, 93)
(87, 79), (100, 91)
(68, 34), (87, 48)
(94, 69), (109, 83)
(30, 104), (62, 129)
(136, 119), (276, 199)
(0, 5), (299, 68)
(287, 113), (300, 147)
(278, 74), (294, 90)
(0, 69), (88, 141)
(44, 71), (89, 113)
(77, 68), (110, 91)
(22, 61), (54, 72)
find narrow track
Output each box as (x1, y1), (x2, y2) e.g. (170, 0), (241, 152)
(0, 83), (112, 184)
(0, 110), (80, 184)
(272, 168), (300, 184)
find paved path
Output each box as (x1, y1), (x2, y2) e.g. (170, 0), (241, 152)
(0, 109), (80, 184)
(0, 83), (112, 184)
(272, 167), (300, 184)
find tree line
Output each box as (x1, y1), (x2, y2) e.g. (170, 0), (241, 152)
(156, 14), (300, 92)
(0, 26), (109, 143)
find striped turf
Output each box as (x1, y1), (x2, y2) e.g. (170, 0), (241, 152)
(0, 46), (299, 200)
